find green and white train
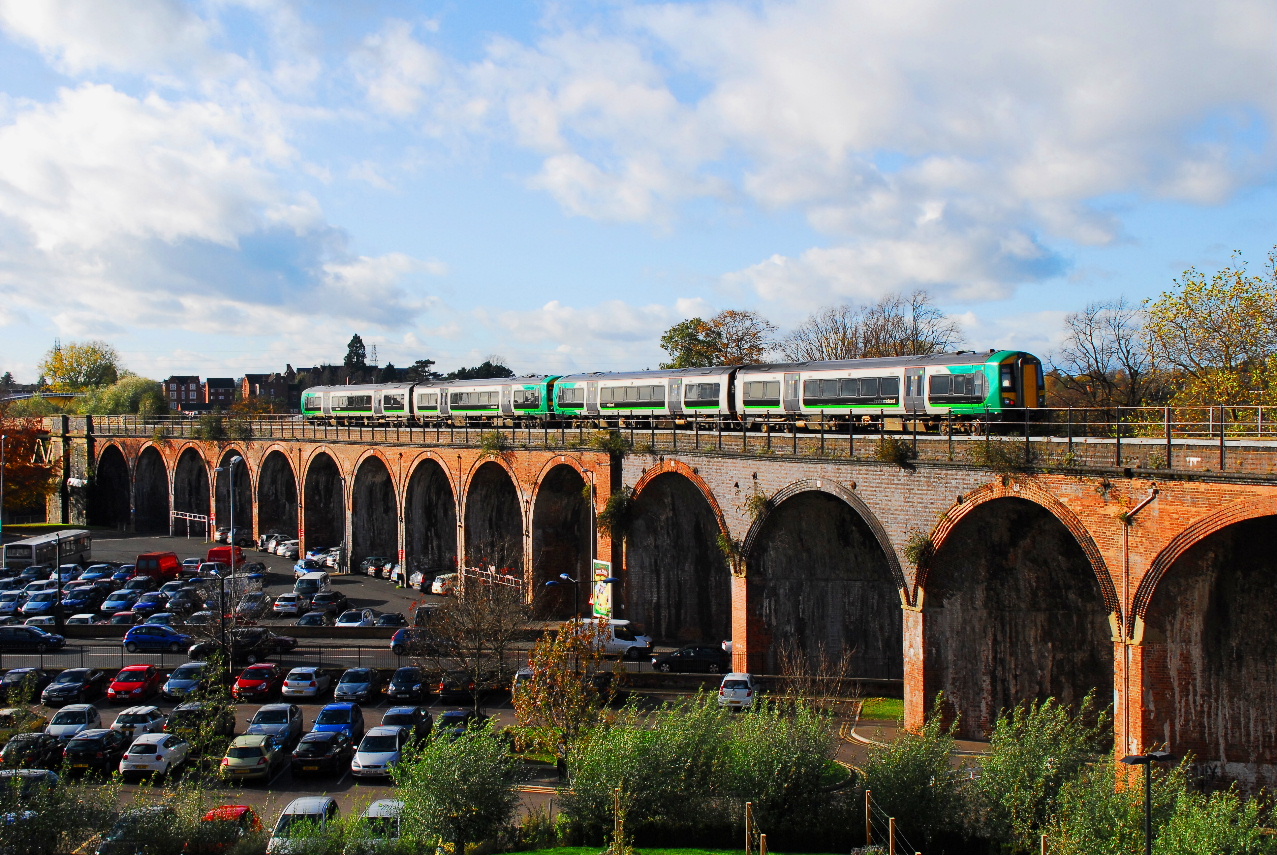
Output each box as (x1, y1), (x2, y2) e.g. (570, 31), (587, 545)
(300, 350), (1044, 428)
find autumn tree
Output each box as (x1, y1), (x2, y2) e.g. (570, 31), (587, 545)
(659, 317), (721, 368)
(660, 309), (777, 368)
(77, 375), (166, 416)
(781, 290), (960, 361)
(37, 340), (121, 390)
(1051, 298), (1166, 409)
(513, 617), (614, 765)
(1144, 249), (1277, 407)
(0, 405), (57, 517)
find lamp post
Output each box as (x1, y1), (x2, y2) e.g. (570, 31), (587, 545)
(214, 456), (243, 684)
(0, 434), (6, 569)
(1121, 750), (1175, 855)
(545, 573), (581, 618)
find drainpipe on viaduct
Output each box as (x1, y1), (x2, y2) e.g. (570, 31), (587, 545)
(1122, 487), (1159, 758)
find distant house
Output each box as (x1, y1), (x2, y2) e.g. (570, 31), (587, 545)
(163, 375), (202, 411)
(242, 371), (301, 411)
(204, 377), (235, 406)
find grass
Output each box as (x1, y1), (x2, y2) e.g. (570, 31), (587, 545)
(518, 850), (845, 855)
(860, 697), (904, 720)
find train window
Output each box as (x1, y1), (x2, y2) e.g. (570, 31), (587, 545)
(744, 381), (781, 406)
(383, 394), (404, 410)
(333, 395), (372, 411)
(685, 383), (720, 405)
(928, 373), (987, 403)
(303, 395), (321, 410)
(557, 386), (584, 406)
(450, 391), (499, 407)
(929, 375), (952, 396)
(881, 377), (900, 397)
(1001, 365), (1015, 390)
(513, 389), (541, 409)
(415, 392), (439, 409)
(859, 378), (879, 397)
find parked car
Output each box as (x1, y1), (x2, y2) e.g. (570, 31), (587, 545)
(110, 705), (168, 738)
(99, 590), (140, 616)
(106, 611), (140, 626)
(41, 668), (107, 705)
(290, 730), (353, 776)
(181, 557), (203, 574)
(97, 806), (181, 855)
(310, 703), (364, 743)
(0, 625), (66, 653)
(281, 667), (332, 700)
(143, 612), (182, 626)
(296, 610), (333, 628)
(334, 668), (383, 704)
(189, 628), (298, 665)
(122, 576), (157, 594)
(309, 591), (347, 615)
(62, 727), (130, 776)
(0, 591), (26, 617)
(335, 608), (376, 628)
(18, 591), (59, 618)
(165, 701), (236, 739)
(221, 734), (287, 782)
(386, 667), (428, 702)
(0, 732), (62, 769)
(131, 592), (170, 618)
(292, 559), (325, 579)
(165, 590), (202, 615)
(162, 661), (210, 700)
(233, 664), (285, 702)
(430, 573), (457, 596)
(190, 805), (264, 855)
(434, 709), (488, 739)
(123, 624), (194, 653)
(64, 613), (97, 626)
(357, 799), (403, 849)
(277, 541), (301, 560)
(436, 670), (480, 705)
(107, 665), (164, 703)
(718, 672), (757, 710)
(359, 556), (390, 577)
(60, 587), (104, 613)
(235, 592), (272, 621)
(351, 726), (409, 778)
(380, 706), (432, 742)
(119, 732), (191, 780)
(271, 593), (307, 617)
(44, 703), (102, 741)
(267, 797), (339, 855)
(374, 612), (407, 628)
(247, 703), (303, 748)
(651, 644), (732, 674)
(0, 668), (54, 701)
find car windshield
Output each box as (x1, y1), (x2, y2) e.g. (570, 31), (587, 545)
(54, 671), (87, 684)
(438, 712), (469, 725)
(253, 710), (287, 724)
(315, 709), (350, 725)
(117, 713), (153, 724)
(341, 670), (372, 683)
(0, 593), (19, 602)
(362, 817), (399, 839)
(67, 736), (103, 748)
(128, 743), (158, 755)
(114, 671), (145, 683)
(338, 611), (362, 622)
(294, 739), (332, 756)
(381, 714), (412, 727)
(2, 672), (32, 685)
(243, 668), (273, 680)
(31, 593), (55, 602)
(171, 666), (203, 681)
(300, 615), (324, 625)
(360, 736), (398, 753)
(51, 710), (89, 725)
(227, 746), (263, 759)
(392, 669), (419, 682)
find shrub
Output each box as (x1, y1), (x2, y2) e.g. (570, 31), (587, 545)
(875, 435), (915, 466)
(192, 413), (225, 440)
(479, 430), (509, 454)
(597, 487), (634, 538)
(903, 530), (934, 567)
(861, 700), (963, 846)
(967, 437), (1037, 474)
(588, 430), (630, 456)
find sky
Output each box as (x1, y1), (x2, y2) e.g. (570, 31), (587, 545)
(0, 0), (1274, 383)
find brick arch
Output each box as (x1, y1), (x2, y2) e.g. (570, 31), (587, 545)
(916, 480), (1118, 617)
(94, 440), (130, 469)
(460, 456), (528, 515)
(171, 441), (213, 472)
(213, 446), (256, 493)
(301, 446), (350, 482)
(1132, 495), (1277, 621)
(350, 447), (400, 501)
(400, 451), (459, 508)
(742, 478), (906, 595)
(631, 458), (728, 538)
(530, 454), (604, 508)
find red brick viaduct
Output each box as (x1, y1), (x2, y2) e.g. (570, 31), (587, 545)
(39, 415), (1277, 789)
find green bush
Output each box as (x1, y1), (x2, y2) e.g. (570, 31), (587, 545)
(588, 430), (630, 456)
(874, 435), (915, 466)
(597, 487), (634, 538)
(861, 701), (962, 846)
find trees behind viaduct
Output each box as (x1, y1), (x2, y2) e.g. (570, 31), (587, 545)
(87, 437), (1277, 790)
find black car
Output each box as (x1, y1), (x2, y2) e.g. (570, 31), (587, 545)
(96, 806), (181, 855)
(381, 706), (433, 741)
(60, 587), (105, 612)
(165, 701), (236, 739)
(0, 625), (66, 653)
(0, 732), (63, 769)
(165, 590), (201, 615)
(309, 591), (348, 615)
(386, 666), (428, 702)
(436, 670), (491, 705)
(40, 668), (108, 705)
(290, 730), (353, 775)
(296, 611), (333, 627)
(188, 628), (298, 665)
(374, 613), (407, 628)
(63, 728), (130, 775)
(651, 644), (732, 674)
(0, 668), (54, 702)
(435, 709), (488, 739)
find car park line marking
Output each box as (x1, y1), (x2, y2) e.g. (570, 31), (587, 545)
(267, 764), (290, 788)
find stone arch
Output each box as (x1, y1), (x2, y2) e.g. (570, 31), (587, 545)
(303, 450), (345, 555)
(531, 461), (592, 619)
(404, 456), (457, 580)
(921, 491), (1115, 738)
(134, 445), (170, 533)
(1139, 511), (1277, 789)
(213, 448), (254, 538)
(463, 460), (524, 573)
(351, 453), (398, 569)
(172, 447), (211, 537)
(627, 462), (731, 644)
(258, 449), (299, 541)
(743, 481), (903, 677)
(88, 443), (130, 529)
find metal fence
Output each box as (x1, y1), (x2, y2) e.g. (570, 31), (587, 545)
(0, 643), (406, 674)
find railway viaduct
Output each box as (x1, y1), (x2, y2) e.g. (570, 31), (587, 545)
(36, 414), (1277, 789)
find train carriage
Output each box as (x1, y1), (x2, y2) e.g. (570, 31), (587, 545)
(425, 376), (556, 422)
(552, 366), (738, 423)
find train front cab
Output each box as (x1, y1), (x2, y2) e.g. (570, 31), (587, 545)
(994, 352), (1045, 419)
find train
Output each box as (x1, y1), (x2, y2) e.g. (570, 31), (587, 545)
(299, 349), (1044, 429)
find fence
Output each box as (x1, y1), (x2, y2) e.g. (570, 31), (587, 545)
(0, 642), (407, 674)
(863, 788), (922, 855)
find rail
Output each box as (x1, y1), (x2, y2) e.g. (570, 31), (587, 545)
(86, 406), (1277, 477)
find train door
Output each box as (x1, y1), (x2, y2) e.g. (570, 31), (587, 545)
(499, 385), (514, 417)
(783, 373), (801, 413)
(372, 391), (384, 416)
(667, 378), (683, 415)
(585, 381), (600, 415)
(438, 390), (451, 417)
(1018, 356), (1042, 407)
(905, 368), (926, 414)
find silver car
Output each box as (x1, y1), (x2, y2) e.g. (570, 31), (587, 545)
(247, 703), (303, 747)
(281, 667), (332, 699)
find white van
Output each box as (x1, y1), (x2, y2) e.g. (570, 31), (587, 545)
(294, 572), (331, 599)
(563, 618), (653, 660)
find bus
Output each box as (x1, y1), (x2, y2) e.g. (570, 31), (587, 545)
(1, 530), (92, 569)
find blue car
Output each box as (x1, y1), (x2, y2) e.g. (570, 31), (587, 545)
(80, 565), (115, 582)
(0, 592), (26, 617)
(122, 624), (193, 653)
(61, 588), (102, 612)
(132, 593), (168, 617)
(111, 566), (135, 584)
(20, 591), (59, 617)
(310, 703), (365, 743)
(100, 590), (140, 616)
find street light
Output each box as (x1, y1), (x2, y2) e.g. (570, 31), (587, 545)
(545, 572), (581, 618)
(0, 434), (6, 569)
(214, 455), (244, 685)
(1121, 750), (1175, 855)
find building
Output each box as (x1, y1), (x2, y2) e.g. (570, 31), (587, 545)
(204, 378), (236, 406)
(162, 376), (202, 410)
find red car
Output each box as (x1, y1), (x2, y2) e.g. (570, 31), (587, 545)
(232, 664), (284, 702)
(190, 805), (263, 854)
(107, 665), (164, 703)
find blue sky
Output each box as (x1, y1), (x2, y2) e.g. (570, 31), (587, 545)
(0, 0), (1274, 382)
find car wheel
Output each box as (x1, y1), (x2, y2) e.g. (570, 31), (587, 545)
(707, 663), (721, 674)
(168, 642), (180, 653)
(124, 642), (138, 653)
(658, 662), (671, 672)
(392, 645), (404, 656)
(245, 653), (258, 664)
(36, 642), (48, 653)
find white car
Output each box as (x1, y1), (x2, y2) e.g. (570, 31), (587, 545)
(717, 672), (756, 710)
(111, 705), (168, 738)
(45, 704), (102, 741)
(335, 608), (376, 628)
(351, 726), (409, 778)
(357, 799), (403, 849)
(430, 574), (457, 596)
(65, 613), (97, 626)
(24, 616), (56, 627)
(281, 667), (332, 699)
(272, 593), (308, 616)
(119, 732), (191, 779)
(268, 797), (339, 855)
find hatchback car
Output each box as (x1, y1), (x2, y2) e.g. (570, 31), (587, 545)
(190, 805), (263, 855)
(162, 661), (210, 700)
(165, 701), (236, 739)
(235, 592), (272, 620)
(64, 613), (97, 626)
(310, 591), (347, 614)
(19, 591), (59, 618)
(123, 576), (157, 594)
(296, 610), (333, 628)
(97, 806), (180, 855)
(119, 732), (191, 780)
(351, 726), (409, 778)
(0, 591), (26, 616)
(289, 730), (353, 776)
(0, 732), (63, 769)
(221, 734), (287, 782)
(99, 590), (140, 616)
(247, 704), (303, 748)
(652, 644), (732, 674)
(271, 593), (307, 617)
(234, 664), (285, 702)
(374, 612), (407, 628)
(62, 728), (130, 776)
(123, 624), (194, 653)
(0, 667), (53, 701)
(386, 666), (428, 702)
(60, 587), (104, 612)
(335, 608), (376, 628)
(380, 706), (432, 741)
(268, 797), (338, 855)
(310, 703), (364, 743)
(281, 667), (332, 700)
(107, 665), (163, 703)
(434, 709), (488, 739)
(45, 703), (102, 741)
(131, 592), (169, 617)
(718, 672), (757, 710)
(334, 668), (382, 704)
(431, 573), (458, 595)
(0, 625), (66, 653)
(41, 668), (107, 705)
(111, 705), (167, 738)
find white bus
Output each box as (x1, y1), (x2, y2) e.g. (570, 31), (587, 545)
(2, 530), (92, 569)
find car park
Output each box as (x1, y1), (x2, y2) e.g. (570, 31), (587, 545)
(296, 610), (333, 627)
(652, 644), (732, 673)
(0, 732), (63, 769)
(233, 664), (285, 702)
(62, 728), (130, 776)
(335, 608), (376, 628)
(162, 662), (210, 700)
(45, 703), (102, 741)
(334, 668), (382, 704)
(718, 672), (756, 710)
(272, 593), (307, 617)
(281, 667), (332, 700)
(119, 732), (191, 780)
(268, 797), (339, 855)
(290, 730), (353, 776)
(107, 665), (164, 703)
(0, 624), (66, 652)
(351, 725), (409, 778)
(123, 624), (194, 653)
(247, 703), (303, 747)
(0, 668), (53, 701)
(311, 703), (364, 742)
(110, 705), (167, 738)
(380, 706), (432, 741)
(41, 668), (107, 705)
(221, 734), (287, 782)
(386, 666), (428, 702)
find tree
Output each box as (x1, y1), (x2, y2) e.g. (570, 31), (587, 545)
(406, 359), (440, 381)
(779, 305), (865, 362)
(37, 340), (121, 390)
(1145, 249), (1277, 407)
(344, 335), (368, 369)
(513, 618), (614, 765)
(444, 360), (515, 380)
(393, 723), (521, 855)
(0, 372), (12, 388)
(1051, 298), (1164, 409)
(0, 404), (58, 516)
(76, 375), (166, 416)
(659, 317), (722, 368)
(659, 310), (777, 368)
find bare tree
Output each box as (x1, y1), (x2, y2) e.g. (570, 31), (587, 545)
(781, 291), (960, 361)
(1052, 297), (1164, 408)
(780, 305), (866, 361)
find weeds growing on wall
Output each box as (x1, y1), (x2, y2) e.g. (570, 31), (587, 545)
(597, 487), (634, 538)
(874, 435), (915, 467)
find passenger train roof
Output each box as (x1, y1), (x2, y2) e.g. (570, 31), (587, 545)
(556, 366), (738, 383)
(741, 350), (1020, 372)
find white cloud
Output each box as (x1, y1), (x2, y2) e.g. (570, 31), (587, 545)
(351, 19), (442, 117)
